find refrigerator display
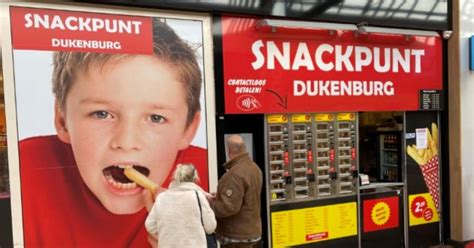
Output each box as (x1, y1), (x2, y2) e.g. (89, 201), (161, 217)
(377, 132), (402, 182)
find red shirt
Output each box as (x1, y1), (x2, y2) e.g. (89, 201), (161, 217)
(19, 135), (208, 248)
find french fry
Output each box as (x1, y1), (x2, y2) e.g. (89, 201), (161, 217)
(425, 149), (433, 161)
(416, 145), (425, 157)
(431, 123), (438, 156)
(124, 167), (158, 192)
(432, 123), (438, 146)
(430, 140), (438, 156)
(407, 145), (427, 165)
(427, 128), (433, 147)
(422, 152), (429, 163)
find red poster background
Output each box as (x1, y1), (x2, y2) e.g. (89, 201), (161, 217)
(10, 7), (152, 54)
(221, 16), (443, 113)
(363, 196), (399, 232)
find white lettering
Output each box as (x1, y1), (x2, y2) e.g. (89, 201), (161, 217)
(412, 49), (425, 73)
(293, 80), (306, 96)
(355, 46), (372, 71)
(24, 13), (143, 34)
(267, 41), (290, 70)
(315, 44), (334, 71)
(251, 41), (426, 74)
(335, 45), (353, 71)
(51, 38), (122, 50)
(293, 80), (395, 96)
(374, 47), (390, 73)
(292, 43), (314, 70)
(251, 40), (265, 70)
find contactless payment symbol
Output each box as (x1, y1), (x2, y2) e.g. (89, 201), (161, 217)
(236, 95), (261, 111)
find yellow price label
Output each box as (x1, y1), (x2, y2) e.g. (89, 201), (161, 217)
(291, 114), (312, 123)
(267, 114), (288, 123)
(315, 114), (334, 122)
(337, 113), (356, 121)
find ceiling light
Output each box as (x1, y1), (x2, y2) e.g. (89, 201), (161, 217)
(357, 26), (439, 37)
(256, 19), (358, 32)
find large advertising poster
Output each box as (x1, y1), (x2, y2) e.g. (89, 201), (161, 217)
(4, 5), (215, 247)
(405, 111), (440, 247)
(221, 16), (443, 114)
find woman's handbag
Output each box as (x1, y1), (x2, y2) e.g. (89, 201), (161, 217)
(195, 191), (218, 248)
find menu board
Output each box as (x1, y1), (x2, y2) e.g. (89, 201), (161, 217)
(419, 90), (443, 110)
(271, 202), (357, 247)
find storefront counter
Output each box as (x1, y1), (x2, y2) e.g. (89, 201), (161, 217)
(360, 186), (405, 248)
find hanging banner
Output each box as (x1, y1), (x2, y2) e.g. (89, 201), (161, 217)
(221, 16), (443, 114)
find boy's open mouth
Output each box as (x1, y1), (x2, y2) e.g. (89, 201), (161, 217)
(103, 165), (150, 184)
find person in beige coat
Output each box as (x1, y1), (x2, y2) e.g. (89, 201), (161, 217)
(145, 164), (216, 248)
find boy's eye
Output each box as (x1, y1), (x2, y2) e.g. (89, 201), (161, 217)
(92, 111), (111, 119)
(150, 114), (166, 123)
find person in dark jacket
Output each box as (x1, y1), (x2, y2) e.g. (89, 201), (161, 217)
(209, 134), (263, 248)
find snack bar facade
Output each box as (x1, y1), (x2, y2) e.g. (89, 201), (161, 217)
(215, 15), (444, 247)
(0, 1), (454, 247)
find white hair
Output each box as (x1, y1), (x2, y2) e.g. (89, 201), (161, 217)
(172, 163), (200, 183)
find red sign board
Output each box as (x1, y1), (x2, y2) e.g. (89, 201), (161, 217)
(221, 16), (443, 113)
(363, 196), (399, 232)
(11, 7), (153, 54)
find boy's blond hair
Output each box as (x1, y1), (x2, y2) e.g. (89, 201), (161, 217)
(52, 18), (202, 127)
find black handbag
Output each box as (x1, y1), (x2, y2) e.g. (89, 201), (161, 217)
(195, 191), (218, 248)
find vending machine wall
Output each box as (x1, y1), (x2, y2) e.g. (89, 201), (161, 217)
(265, 113), (359, 247)
(266, 113), (358, 204)
(267, 114), (291, 203)
(290, 114), (315, 200)
(264, 113), (367, 247)
(336, 113), (358, 195)
(314, 113), (336, 198)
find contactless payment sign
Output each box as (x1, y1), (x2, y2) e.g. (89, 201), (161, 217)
(221, 16), (443, 114)
(10, 7), (153, 54)
(363, 196), (399, 232)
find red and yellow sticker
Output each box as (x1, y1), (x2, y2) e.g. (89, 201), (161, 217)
(408, 193), (439, 226)
(371, 202), (391, 226)
(363, 196), (399, 233)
